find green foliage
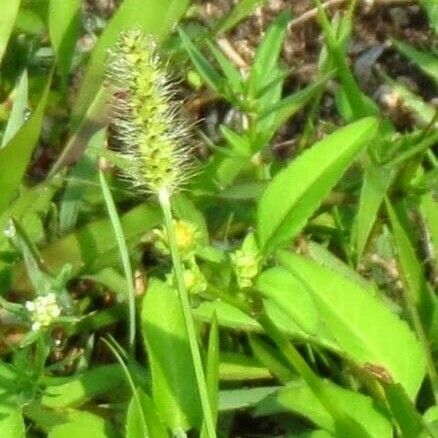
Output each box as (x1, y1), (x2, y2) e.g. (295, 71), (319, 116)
(278, 250), (426, 398)
(257, 118), (378, 254)
(141, 279), (202, 432)
(0, 1), (436, 437)
(255, 379), (392, 437)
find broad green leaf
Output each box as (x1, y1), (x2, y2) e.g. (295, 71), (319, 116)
(0, 72), (52, 215)
(194, 300), (260, 332)
(42, 365), (125, 408)
(0, 397), (25, 438)
(257, 117), (378, 254)
(393, 40), (438, 84)
(256, 267), (319, 335)
(14, 8), (46, 36)
(255, 379), (392, 438)
(126, 389), (167, 438)
(0, 0), (20, 65)
(48, 410), (117, 438)
(424, 405), (438, 434)
(1, 71), (28, 147)
(72, 0), (189, 128)
(49, 0), (81, 82)
(306, 242), (373, 290)
(353, 162), (394, 260)
(141, 279), (202, 432)
(278, 251), (426, 398)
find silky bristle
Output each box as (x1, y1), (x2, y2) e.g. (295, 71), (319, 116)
(106, 30), (194, 195)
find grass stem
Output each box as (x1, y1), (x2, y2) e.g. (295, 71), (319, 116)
(158, 189), (216, 438)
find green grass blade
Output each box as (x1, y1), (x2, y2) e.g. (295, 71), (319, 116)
(315, 0), (376, 119)
(0, 70), (53, 214)
(99, 170), (137, 350)
(247, 11), (291, 98)
(386, 199), (438, 397)
(201, 313), (219, 438)
(179, 27), (225, 95)
(393, 39), (438, 84)
(0, 0), (20, 65)
(1, 70), (28, 148)
(49, 0), (81, 83)
(353, 162), (395, 261)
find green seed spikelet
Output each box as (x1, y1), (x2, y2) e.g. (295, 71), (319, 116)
(107, 30), (193, 195)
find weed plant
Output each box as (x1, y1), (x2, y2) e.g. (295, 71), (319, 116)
(0, 1), (437, 437)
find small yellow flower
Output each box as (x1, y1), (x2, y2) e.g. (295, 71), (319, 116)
(153, 220), (201, 260)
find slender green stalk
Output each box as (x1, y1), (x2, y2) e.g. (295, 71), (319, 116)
(102, 337), (149, 438)
(158, 189), (216, 438)
(99, 170), (136, 351)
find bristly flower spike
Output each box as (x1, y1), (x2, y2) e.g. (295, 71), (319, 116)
(107, 31), (217, 438)
(106, 30), (194, 197)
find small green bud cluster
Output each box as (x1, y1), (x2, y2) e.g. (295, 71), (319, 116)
(25, 293), (61, 332)
(230, 233), (261, 289)
(154, 219), (207, 294)
(167, 261), (207, 296)
(107, 30), (193, 195)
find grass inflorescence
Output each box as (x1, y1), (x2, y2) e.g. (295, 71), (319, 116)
(107, 30), (194, 196)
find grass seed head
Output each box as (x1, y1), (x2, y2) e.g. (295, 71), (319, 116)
(107, 30), (194, 195)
